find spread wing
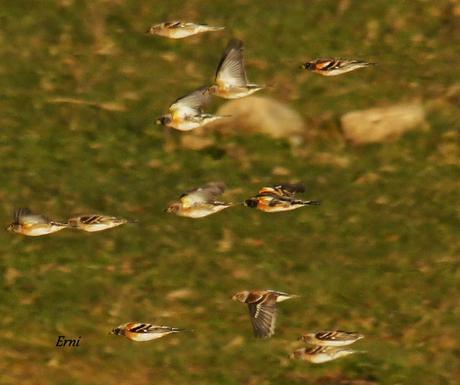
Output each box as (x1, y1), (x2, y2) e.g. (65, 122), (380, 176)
(267, 289), (291, 297)
(180, 182), (226, 208)
(273, 183), (305, 197)
(257, 186), (279, 196)
(258, 184), (305, 197)
(247, 299), (277, 338)
(14, 208), (48, 225)
(215, 39), (248, 87)
(169, 88), (210, 120)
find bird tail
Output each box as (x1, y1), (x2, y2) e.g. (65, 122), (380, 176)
(347, 349), (367, 355)
(207, 26), (225, 31)
(247, 84), (266, 90)
(348, 60), (376, 68)
(296, 200), (320, 206)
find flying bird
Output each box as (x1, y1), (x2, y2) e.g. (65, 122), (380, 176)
(290, 345), (364, 364)
(67, 214), (136, 232)
(146, 21), (225, 39)
(6, 208), (69, 236)
(166, 182), (234, 218)
(244, 183), (320, 213)
(111, 323), (185, 342)
(207, 39), (264, 99)
(232, 290), (298, 338)
(156, 88), (228, 131)
(300, 58), (375, 76)
(299, 330), (364, 347)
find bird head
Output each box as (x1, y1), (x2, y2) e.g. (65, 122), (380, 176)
(110, 327), (123, 336)
(232, 291), (249, 303)
(165, 202), (181, 214)
(206, 85), (218, 95)
(146, 25), (159, 35)
(244, 198), (258, 208)
(5, 223), (19, 233)
(156, 115), (171, 127)
(300, 62), (314, 70)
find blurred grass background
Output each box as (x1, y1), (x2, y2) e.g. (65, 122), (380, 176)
(0, 0), (459, 384)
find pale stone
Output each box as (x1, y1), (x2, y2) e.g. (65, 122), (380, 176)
(341, 103), (427, 144)
(211, 96), (305, 140)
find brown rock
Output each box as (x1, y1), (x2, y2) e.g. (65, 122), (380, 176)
(341, 102), (427, 144)
(211, 96), (305, 141)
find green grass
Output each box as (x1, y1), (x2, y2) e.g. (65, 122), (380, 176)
(0, 1), (459, 384)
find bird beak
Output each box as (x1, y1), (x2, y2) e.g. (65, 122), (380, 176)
(155, 119), (162, 125)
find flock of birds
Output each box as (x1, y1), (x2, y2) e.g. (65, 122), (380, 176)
(151, 21), (375, 132)
(7, 183), (320, 233)
(8, 20), (376, 364)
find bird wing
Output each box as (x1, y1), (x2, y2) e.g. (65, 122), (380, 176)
(306, 346), (328, 354)
(267, 289), (291, 297)
(169, 88), (210, 120)
(257, 186), (279, 195)
(74, 215), (114, 225)
(314, 58), (338, 70)
(316, 330), (360, 341)
(247, 299), (277, 338)
(128, 323), (173, 334)
(164, 21), (183, 29)
(260, 194), (285, 207)
(215, 39), (248, 87)
(14, 208), (49, 225)
(180, 182), (226, 208)
(128, 323), (151, 333)
(257, 184), (305, 197)
(272, 184), (305, 197)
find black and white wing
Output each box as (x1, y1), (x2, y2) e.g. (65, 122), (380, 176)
(247, 296), (277, 338)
